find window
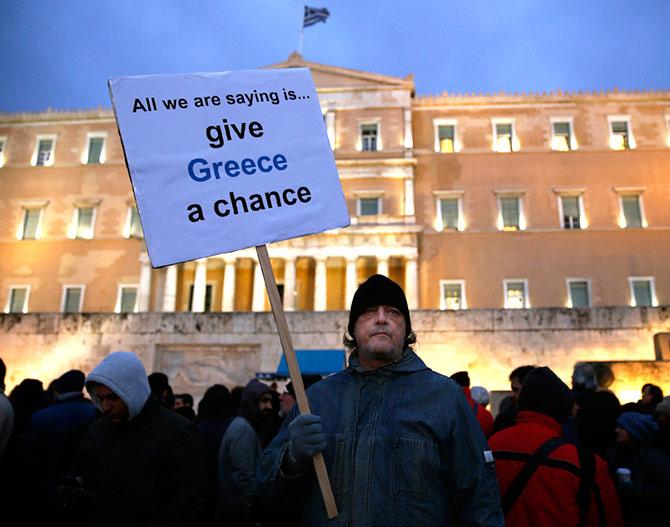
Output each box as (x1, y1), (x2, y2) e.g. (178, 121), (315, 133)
(83, 133), (106, 164)
(0, 136), (6, 167)
(324, 111), (336, 149)
(492, 119), (519, 152)
(550, 118), (576, 151)
(358, 197), (381, 216)
(617, 193), (646, 229)
(560, 195), (582, 229)
(567, 280), (591, 308)
(188, 284), (213, 312)
(608, 116), (635, 150)
(5, 286), (30, 313)
(61, 286), (84, 313)
(440, 280), (466, 310)
(504, 280), (529, 309)
(123, 206), (143, 238)
(69, 206), (96, 239)
(628, 277), (657, 307)
(435, 194), (464, 231)
(32, 135), (57, 166)
(359, 122), (381, 152)
(433, 119), (460, 153)
(497, 195), (525, 231)
(18, 207), (44, 240)
(116, 285), (138, 313)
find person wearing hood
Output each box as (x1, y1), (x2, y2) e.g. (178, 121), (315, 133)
(608, 411), (670, 527)
(257, 274), (503, 526)
(217, 378), (275, 526)
(68, 351), (206, 527)
(489, 367), (622, 527)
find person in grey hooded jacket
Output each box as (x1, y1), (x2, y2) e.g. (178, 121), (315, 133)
(69, 351), (206, 527)
(257, 275), (503, 526)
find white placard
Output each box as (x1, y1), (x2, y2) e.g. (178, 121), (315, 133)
(109, 68), (350, 268)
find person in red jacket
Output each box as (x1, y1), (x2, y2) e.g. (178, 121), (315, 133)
(450, 371), (494, 437)
(489, 366), (623, 527)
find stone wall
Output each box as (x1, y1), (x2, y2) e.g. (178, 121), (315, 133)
(1, 306), (669, 403)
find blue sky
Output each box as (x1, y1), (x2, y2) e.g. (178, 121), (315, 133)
(2, 1), (669, 112)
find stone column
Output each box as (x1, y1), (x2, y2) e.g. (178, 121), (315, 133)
(192, 258), (207, 312)
(376, 255), (389, 277)
(222, 258), (236, 312)
(283, 257), (296, 311)
(405, 256), (418, 310)
(314, 256), (327, 311)
(252, 260), (266, 312)
(162, 265), (177, 312)
(404, 177), (415, 217)
(403, 108), (413, 150)
(137, 252), (152, 312)
(345, 256), (358, 308)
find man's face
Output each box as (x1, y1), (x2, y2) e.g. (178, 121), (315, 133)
(642, 386), (655, 405)
(258, 392), (274, 418)
(173, 396), (185, 410)
(93, 384), (129, 423)
(510, 377), (523, 402)
(615, 425), (633, 445)
(354, 305), (406, 369)
(279, 391), (296, 416)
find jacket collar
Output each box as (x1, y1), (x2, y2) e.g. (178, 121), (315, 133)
(348, 348), (429, 375)
(516, 410), (564, 435)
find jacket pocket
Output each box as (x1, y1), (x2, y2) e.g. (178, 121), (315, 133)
(391, 437), (439, 503)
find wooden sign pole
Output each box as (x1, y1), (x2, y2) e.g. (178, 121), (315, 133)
(255, 244), (338, 519)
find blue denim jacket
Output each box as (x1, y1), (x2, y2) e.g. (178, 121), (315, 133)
(257, 349), (504, 526)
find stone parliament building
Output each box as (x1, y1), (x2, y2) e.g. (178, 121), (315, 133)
(1, 53), (669, 401)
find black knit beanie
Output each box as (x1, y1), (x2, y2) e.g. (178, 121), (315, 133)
(518, 366), (575, 424)
(54, 370), (86, 394)
(347, 274), (411, 337)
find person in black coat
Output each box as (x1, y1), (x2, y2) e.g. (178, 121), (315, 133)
(67, 351), (206, 527)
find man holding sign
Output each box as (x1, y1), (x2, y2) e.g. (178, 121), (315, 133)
(257, 275), (504, 526)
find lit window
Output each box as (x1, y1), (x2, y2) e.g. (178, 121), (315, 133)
(629, 277), (657, 307)
(492, 119), (518, 152)
(358, 197), (380, 216)
(551, 119), (576, 151)
(504, 280), (529, 309)
(560, 195), (582, 229)
(84, 133), (106, 164)
(497, 195), (525, 231)
(188, 284), (213, 312)
(62, 286), (84, 313)
(619, 194), (645, 228)
(70, 206), (96, 239)
(0, 136), (6, 167)
(433, 119), (459, 153)
(359, 123), (380, 152)
(33, 135), (57, 166)
(440, 281), (466, 310)
(124, 207), (143, 238)
(18, 208), (44, 240)
(6, 286), (30, 314)
(567, 280), (591, 308)
(116, 285), (138, 313)
(437, 197), (461, 230)
(608, 116), (635, 150)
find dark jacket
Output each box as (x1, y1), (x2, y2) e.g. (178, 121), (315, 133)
(73, 396), (206, 527)
(489, 411), (623, 527)
(607, 442), (670, 527)
(257, 349), (503, 526)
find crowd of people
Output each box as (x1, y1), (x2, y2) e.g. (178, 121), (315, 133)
(0, 274), (669, 526)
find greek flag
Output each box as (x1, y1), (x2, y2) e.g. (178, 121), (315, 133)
(303, 6), (330, 28)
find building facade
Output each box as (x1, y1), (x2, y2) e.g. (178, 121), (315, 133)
(2, 53), (670, 317)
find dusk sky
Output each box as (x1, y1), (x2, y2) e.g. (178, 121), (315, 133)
(2, 1), (669, 113)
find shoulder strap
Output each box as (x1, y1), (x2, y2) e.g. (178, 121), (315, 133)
(575, 447), (606, 527)
(501, 436), (565, 516)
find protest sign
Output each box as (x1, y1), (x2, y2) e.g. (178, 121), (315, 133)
(109, 68), (349, 268)
(109, 68), (343, 518)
